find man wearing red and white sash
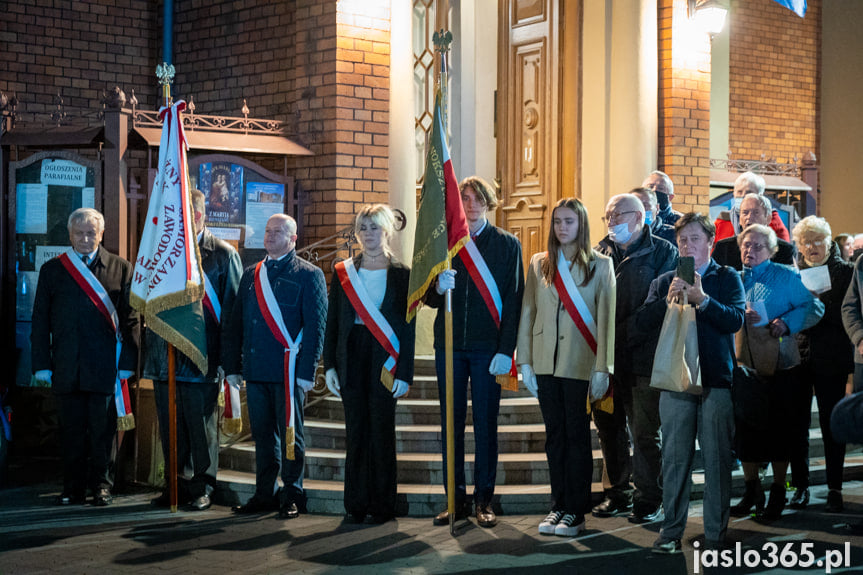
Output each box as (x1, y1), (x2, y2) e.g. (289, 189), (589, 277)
(31, 208), (139, 507)
(426, 176), (524, 528)
(143, 189), (242, 511)
(224, 214), (327, 519)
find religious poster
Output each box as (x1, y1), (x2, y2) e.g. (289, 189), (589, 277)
(199, 162), (244, 224)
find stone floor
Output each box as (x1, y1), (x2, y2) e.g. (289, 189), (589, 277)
(2, 478), (862, 574)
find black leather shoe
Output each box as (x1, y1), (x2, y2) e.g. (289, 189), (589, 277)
(789, 487), (809, 509)
(365, 514), (393, 525)
(825, 489), (843, 512)
(279, 502), (299, 519)
(232, 496), (275, 514)
(756, 484), (787, 522)
(628, 503), (664, 524)
(189, 494), (212, 511)
(343, 512), (365, 524)
(93, 487), (113, 507)
(57, 492), (86, 506)
(591, 497), (632, 518)
(433, 505), (470, 526)
(476, 504), (497, 528)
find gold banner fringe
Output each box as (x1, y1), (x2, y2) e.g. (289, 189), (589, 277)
(222, 417), (243, 436)
(285, 427), (295, 461)
(496, 373), (519, 392)
(217, 389), (225, 408)
(380, 368), (395, 392)
(117, 413), (136, 431)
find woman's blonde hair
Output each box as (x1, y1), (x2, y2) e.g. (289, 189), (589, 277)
(354, 204), (396, 256)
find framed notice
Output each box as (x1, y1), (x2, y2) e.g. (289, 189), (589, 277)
(10, 151), (102, 387)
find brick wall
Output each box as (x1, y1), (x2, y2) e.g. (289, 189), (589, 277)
(1, 1), (158, 119)
(658, 0), (712, 213)
(728, 0), (821, 163)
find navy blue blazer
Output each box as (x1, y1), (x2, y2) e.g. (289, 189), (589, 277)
(634, 259), (745, 388)
(224, 250), (327, 383)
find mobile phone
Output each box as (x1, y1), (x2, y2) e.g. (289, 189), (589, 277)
(677, 256), (695, 285)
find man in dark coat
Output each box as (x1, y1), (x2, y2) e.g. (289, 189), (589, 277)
(31, 208), (139, 506)
(426, 176), (524, 528)
(632, 186), (677, 246)
(643, 171), (682, 227)
(593, 192), (678, 523)
(224, 214), (327, 519)
(143, 189), (242, 511)
(712, 193), (796, 270)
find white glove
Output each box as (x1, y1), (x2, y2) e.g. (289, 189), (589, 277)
(589, 371), (610, 402)
(226, 374), (243, 390)
(435, 269), (457, 294)
(392, 379), (409, 398)
(297, 378), (314, 393)
(34, 370), (52, 385)
(325, 368), (341, 399)
(520, 364), (538, 398)
(217, 366), (226, 382)
(488, 353), (512, 376)
(118, 370), (134, 380)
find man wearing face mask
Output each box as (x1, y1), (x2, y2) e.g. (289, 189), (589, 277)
(642, 171), (681, 228)
(712, 193), (796, 270)
(593, 193), (678, 523)
(713, 172), (790, 243)
(631, 187), (677, 247)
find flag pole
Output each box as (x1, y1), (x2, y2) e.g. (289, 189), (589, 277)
(157, 62), (179, 513)
(434, 29), (457, 536)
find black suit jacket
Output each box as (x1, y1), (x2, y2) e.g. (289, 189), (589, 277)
(712, 236), (796, 271)
(323, 255), (416, 386)
(31, 246), (139, 394)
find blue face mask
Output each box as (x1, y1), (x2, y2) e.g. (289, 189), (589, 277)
(609, 222), (633, 245)
(644, 210), (654, 226)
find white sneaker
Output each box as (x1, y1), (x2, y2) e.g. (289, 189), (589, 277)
(538, 510), (564, 535)
(554, 513), (585, 537)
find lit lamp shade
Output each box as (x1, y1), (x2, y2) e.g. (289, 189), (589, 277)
(689, 0), (728, 35)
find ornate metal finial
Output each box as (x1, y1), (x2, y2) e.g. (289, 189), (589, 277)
(188, 96), (196, 115)
(51, 92), (67, 126)
(129, 89), (138, 110)
(105, 86), (127, 110)
(432, 29), (453, 53)
(156, 62), (176, 106)
(242, 99), (250, 118)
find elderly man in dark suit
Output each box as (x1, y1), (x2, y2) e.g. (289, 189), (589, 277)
(31, 207), (139, 506)
(143, 189), (242, 511)
(712, 193), (796, 270)
(224, 213), (327, 519)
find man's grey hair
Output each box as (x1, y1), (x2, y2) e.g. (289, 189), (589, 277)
(741, 193), (772, 221)
(735, 171), (766, 195)
(67, 207), (105, 233)
(647, 170), (674, 196)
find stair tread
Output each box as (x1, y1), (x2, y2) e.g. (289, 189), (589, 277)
(304, 420), (547, 433)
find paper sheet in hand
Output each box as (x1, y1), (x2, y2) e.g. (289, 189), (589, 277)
(799, 265), (831, 294)
(749, 300), (768, 327)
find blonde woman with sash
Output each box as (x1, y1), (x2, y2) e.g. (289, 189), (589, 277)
(323, 204), (416, 524)
(517, 198), (616, 536)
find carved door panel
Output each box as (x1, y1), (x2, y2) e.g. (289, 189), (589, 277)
(498, 0), (561, 270)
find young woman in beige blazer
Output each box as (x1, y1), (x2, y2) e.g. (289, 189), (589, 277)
(517, 197), (616, 537)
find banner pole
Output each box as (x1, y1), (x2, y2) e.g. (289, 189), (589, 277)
(445, 259), (456, 535)
(167, 343), (178, 513)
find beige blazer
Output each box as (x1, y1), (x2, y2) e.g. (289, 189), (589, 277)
(517, 250), (615, 380)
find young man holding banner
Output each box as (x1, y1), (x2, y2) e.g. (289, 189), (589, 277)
(31, 208), (139, 507)
(143, 189), (242, 511)
(426, 176), (524, 528)
(224, 214), (327, 519)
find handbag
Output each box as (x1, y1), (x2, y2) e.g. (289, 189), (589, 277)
(736, 322), (800, 377)
(731, 364), (770, 431)
(650, 293), (702, 394)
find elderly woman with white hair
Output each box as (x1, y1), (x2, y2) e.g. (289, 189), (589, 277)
(787, 216), (855, 512)
(730, 224), (824, 522)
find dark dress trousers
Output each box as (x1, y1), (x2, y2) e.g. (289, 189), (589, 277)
(143, 228), (242, 497)
(224, 250), (327, 508)
(31, 246), (139, 496)
(323, 255), (416, 519)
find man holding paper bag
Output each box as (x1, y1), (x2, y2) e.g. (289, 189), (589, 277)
(634, 213), (745, 553)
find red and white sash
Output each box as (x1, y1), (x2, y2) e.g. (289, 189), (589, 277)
(254, 260), (303, 461)
(59, 248), (134, 427)
(202, 273), (221, 324)
(552, 249), (598, 354)
(335, 258), (400, 390)
(458, 239), (502, 328)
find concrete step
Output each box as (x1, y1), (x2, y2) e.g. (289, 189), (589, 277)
(399, 374), (530, 400)
(214, 453), (863, 516)
(305, 395), (545, 426)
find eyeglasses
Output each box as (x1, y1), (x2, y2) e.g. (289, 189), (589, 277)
(801, 239), (825, 248)
(741, 242), (767, 252)
(602, 211), (638, 225)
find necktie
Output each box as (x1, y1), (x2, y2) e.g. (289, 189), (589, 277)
(81, 254), (89, 267)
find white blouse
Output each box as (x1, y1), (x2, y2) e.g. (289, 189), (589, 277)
(354, 268), (388, 324)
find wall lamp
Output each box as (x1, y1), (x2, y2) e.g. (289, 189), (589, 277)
(688, 0), (728, 35)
